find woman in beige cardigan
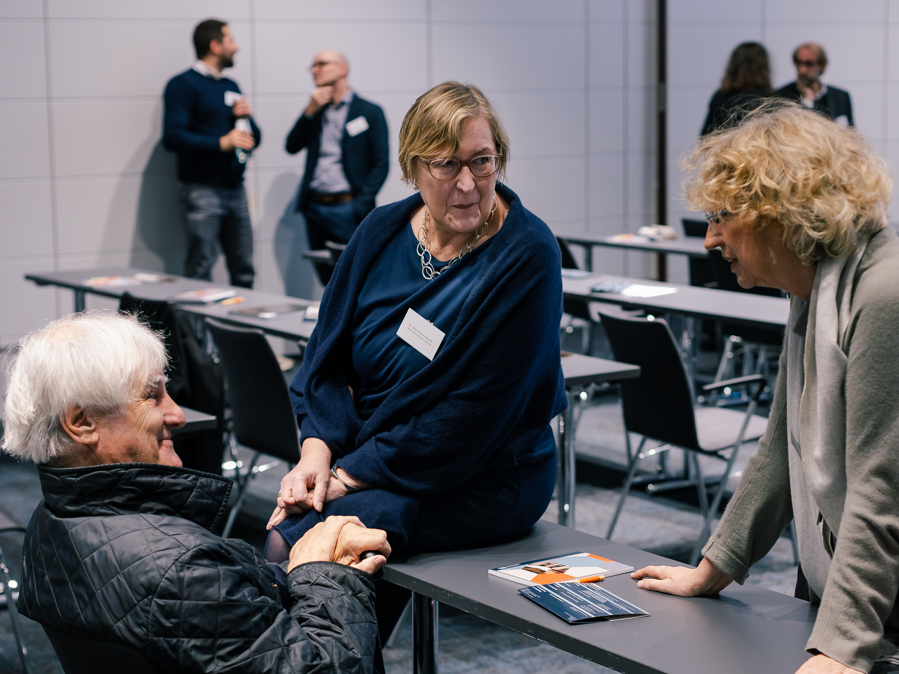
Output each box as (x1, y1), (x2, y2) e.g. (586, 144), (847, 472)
(633, 101), (899, 674)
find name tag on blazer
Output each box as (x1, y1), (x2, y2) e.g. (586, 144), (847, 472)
(345, 116), (370, 137)
(397, 308), (444, 361)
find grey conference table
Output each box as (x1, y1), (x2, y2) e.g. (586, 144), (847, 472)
(562, 271), (789, 332)
(559, 233), (709, 279)
(25, 268), (318, 344)
(557, 353), (638, 528)
(386, 519), (816, 674)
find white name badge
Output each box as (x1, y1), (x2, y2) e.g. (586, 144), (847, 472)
(345, 116), (370, 137)
(224, 91), (242, 107)
(397, 308), (445, 361)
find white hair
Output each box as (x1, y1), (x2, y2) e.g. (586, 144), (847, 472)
(1, 311), (167, 464)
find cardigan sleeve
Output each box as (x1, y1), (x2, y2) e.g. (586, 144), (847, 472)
(701, 340), (794, 582)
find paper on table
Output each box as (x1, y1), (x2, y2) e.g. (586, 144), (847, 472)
(619, 284), (677, 299)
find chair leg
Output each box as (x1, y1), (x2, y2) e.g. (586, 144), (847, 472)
(222, 450), (261, 537)
(607, 438), (647, 540)
(1, 545), (31, 674)
(690, 453), (709, 519)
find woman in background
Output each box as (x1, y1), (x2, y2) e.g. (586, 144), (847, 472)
(701, 41), (772, 135)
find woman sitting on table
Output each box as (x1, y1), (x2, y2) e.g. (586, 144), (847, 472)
(264, 81), (566, 560)
(633, 101), (899, 674)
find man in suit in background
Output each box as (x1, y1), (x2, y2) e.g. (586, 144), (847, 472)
(286, 51), (389, 284)
(163, 19), (261, 288)
(777, 42), (853, 127)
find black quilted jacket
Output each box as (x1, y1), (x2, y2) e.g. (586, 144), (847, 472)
(18, 462), (381, 673)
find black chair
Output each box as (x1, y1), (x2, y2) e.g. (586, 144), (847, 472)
(0, 511), (30, 674)
(595, 307), (769, 564)
(557, 237), (592, 353)
(205, 320), (301, 537)
(303, 239), (347, 285)
(119, 293), (226, 475)
(682, 218), (714, 288)
(43, 625), (163, 674)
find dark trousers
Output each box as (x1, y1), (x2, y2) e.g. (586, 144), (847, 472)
(303, 200), (359, 284)
(178, 183), (255, 288)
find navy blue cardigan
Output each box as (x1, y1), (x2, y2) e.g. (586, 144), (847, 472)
(290, 183), (566, 497)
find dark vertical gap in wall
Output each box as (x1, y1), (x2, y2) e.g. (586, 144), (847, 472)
(654, 0), (667, 280)
(621, 0), (630, 277)
(584, 0), (591, 249)
(42, 0), (61, 318)
(426, 0), (433, 86)
(248, 0), (260, 266)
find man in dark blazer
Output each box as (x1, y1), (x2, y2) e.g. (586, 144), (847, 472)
(286, 50), (389, 284)
(776, 42), (853, 127)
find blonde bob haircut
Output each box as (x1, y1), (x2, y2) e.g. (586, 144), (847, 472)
(683, 100), (891, 265)
(399, 81), (510, 188)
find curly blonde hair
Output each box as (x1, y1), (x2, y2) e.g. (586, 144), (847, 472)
(683, 100), (891, 264)
(398, 81), (510, 188)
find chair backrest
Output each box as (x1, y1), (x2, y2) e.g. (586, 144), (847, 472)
(556, 237), (579, 270)
(120, 293), (226, 474)
(594, 307), (701, 450)
(682, 218), (715, 289)
(556, 237), (592, 322)
(205, 320), (301, 463)
(43, 625), (164, 674)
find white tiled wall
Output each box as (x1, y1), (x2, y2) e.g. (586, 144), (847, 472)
(667, 0), (899, 286)
(0, 0), (655, 346)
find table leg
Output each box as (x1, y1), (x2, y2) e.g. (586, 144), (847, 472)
(74, 290), (86, 313)
(556, 390), (580, 528)
(412, 592), (438, 674)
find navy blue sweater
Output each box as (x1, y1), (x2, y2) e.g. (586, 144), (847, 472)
(163, 69), (261, 188)
(290, 183), (567, 494)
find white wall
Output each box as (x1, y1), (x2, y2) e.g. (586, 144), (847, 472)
(667, 0), (899, 283)
(0, 0), (657, 347)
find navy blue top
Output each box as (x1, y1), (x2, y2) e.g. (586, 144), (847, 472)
(352, 224), (492, 417)
(162, 69), (262, 188)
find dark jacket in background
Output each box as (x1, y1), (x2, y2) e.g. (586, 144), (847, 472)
(19, 463), (381, 674)
(701, 88), (772, 136)
(286, 94), (389, 222)
(776, 81), (854, 127)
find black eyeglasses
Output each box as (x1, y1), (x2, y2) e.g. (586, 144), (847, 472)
(419, 154), (501, 180)
(704, 208), (728, 235)
(794, 59), (820, 68)
(309, 61), (339, 71)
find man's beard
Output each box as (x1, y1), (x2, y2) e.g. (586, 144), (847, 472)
(220, 55), (234, 70)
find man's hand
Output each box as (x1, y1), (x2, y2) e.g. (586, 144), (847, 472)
(631, 557), (733, 596)
(305, 86), (335, 116)
(232, 97), (252, 118)
(794, 654), (864, 674)
(220, 128), (256, 152)
(288, 515), (390, 574)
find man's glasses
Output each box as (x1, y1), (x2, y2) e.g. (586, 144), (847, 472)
(419, 154), (501, 180)
(309, 61), (339, 71)
(794, 59), (820, 68)
(704, 208), (728, 235)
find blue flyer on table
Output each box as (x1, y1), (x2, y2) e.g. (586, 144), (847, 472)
(518, 582), (650, 625)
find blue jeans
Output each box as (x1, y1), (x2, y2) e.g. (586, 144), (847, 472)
(303, 200), (359, 284)
(178, 183), (255, 288)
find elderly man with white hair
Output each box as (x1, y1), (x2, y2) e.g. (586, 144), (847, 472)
(1, 311), (390, 673)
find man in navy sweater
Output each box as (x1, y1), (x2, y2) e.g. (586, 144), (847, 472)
(286, 51), (389, 285)
(163, 19), (261, 287)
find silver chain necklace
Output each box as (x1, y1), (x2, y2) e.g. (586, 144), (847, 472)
(416, 195), (497, 281)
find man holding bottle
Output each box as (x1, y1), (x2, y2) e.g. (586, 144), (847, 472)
(163, 18), (260, 288)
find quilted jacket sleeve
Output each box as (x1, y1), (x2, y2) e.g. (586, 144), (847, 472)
(147, 545), (379, 674)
